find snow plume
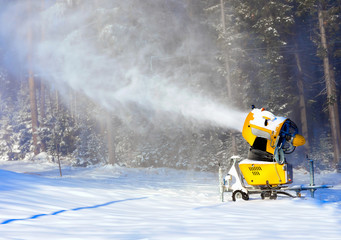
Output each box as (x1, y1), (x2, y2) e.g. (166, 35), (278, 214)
(0, 0), (247, 132)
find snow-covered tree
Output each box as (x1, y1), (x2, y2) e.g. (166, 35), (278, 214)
(296, 0), (341, 170)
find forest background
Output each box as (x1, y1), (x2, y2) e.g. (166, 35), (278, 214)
(0, 0), (340, 172)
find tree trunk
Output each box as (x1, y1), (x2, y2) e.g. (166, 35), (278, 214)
(39, 0), (46, 152)
(55, 90), (60, 112)
(294, 47), (310, 155)
(40, 80), (46, 152)
(39, 80), (46, 125)
(69, 88), (75, 119)
(29, 76), (40, 156)
(95, 0), (116, 165)
(318, 6), (341, 170)
(220, 0), (237, 154)
(28, 0), (40, 155)
(107, 114), (116, 165)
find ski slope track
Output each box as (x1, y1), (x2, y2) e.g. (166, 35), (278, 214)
(0, 160), (340, 239)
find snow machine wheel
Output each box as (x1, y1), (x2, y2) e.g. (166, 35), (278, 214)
(270, 193), (277, 200)
(232, 190), (249, 201)
(261, 191), (270, 200)
(261, 191), (277, 200)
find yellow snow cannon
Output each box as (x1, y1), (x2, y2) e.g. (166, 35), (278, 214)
(219, 106), (310, 202)
(239, 107), (305, 187)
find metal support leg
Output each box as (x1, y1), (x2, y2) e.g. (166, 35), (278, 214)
(219, 164), (224, 202)
(309, 158), (316, 198)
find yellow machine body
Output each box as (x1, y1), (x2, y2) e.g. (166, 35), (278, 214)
(239, 159), (293, 186)
(223, 107), (307, 201)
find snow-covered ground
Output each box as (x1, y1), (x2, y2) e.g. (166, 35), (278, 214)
(0, 158), (340, 240)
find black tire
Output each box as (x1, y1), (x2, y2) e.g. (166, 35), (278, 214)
(242, 192), (249, 200)
(261, 192), (266, 199)
(261, 191), (271, 200)
(270, 193), (278, 200)
(232, 190), (249, 201)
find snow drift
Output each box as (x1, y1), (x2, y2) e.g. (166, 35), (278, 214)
(0, 159), (340, 239)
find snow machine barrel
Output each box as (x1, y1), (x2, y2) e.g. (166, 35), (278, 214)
(239, 107), (305, 186)
(242, 107), (305, 163)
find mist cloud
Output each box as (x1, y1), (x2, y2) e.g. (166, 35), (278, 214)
(1, 0), (247, 132)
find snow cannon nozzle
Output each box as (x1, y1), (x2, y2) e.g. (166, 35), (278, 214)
(292, 134), (305, 147)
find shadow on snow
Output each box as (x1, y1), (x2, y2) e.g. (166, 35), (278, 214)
(1, 196), (147, 225)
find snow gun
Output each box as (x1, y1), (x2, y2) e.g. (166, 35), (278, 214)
(219, 106), (332, 201)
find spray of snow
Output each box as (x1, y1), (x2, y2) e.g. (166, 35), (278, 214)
(0, 0), (247, 132)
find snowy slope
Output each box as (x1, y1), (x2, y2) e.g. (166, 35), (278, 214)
(0, 159), (340, 240)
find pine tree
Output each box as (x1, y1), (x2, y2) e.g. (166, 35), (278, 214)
(296, 0), (341, 170)
(27, 0), (40, 155)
